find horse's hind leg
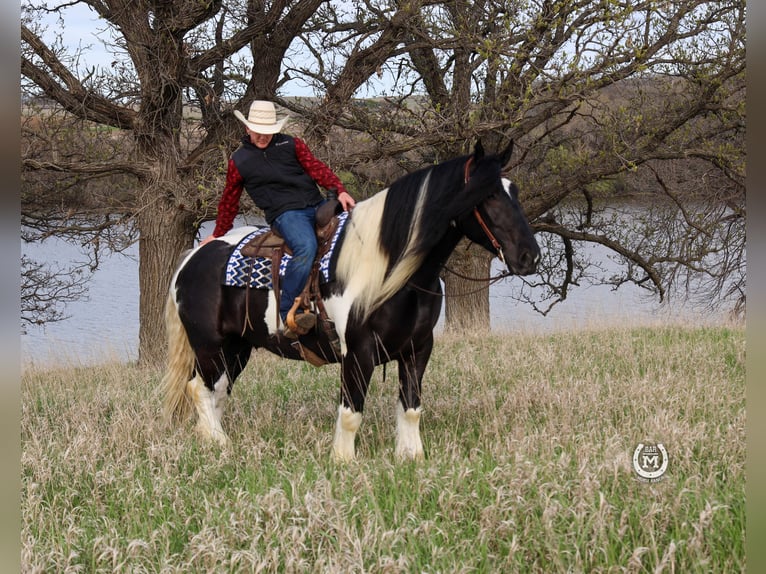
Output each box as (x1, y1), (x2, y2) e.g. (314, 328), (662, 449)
(395, 336), (433, 460)
(187, 373), (230, 445)
(191, 339), (251, 445)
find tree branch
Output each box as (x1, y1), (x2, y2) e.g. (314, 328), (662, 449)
(21, 24), (138, 130)
(534, 220), (666, 301)
(23, 157), (151, 179)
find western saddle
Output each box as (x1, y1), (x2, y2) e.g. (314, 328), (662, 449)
(238, 196), (343, 359)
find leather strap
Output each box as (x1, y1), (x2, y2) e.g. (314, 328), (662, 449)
(463, 157), (505, 263)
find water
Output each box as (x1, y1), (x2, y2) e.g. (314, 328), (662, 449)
(21, 220), (731, 368)
(21, 238), (141, 367)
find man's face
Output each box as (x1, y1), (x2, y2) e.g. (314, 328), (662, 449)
(248, 129), (273, 149)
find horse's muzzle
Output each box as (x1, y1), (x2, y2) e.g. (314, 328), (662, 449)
(510, 246), (540, 276)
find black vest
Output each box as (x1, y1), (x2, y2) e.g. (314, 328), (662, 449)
(232, 134), (323, 224)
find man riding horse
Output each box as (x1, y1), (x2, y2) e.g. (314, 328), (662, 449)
(171, 131), (540, 459)
(200, 100), (356, 338)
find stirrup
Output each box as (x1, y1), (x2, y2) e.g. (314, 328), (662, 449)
(285, 298), (316, 335)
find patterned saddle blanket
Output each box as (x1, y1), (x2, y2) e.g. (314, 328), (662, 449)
(224, 211), (349, 289)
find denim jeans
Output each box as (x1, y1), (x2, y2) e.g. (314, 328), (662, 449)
(272, 205), (321, 322)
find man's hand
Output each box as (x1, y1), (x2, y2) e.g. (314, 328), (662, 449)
(199, 234), (217, 246)
(339, 192), (356, 211)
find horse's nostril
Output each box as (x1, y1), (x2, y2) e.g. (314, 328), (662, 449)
(520, 250), (533, 267)
(517, 248), (540, 272)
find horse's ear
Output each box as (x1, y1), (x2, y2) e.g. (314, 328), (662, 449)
(499, 140), (514, 167)
(473, 140), (485, 161)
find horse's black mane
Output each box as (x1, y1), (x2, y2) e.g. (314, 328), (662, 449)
(378, 151), (502, 267)
(378, 155), (462, 265)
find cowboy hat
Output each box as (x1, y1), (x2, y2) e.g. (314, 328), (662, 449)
(233, 100), (289, 134)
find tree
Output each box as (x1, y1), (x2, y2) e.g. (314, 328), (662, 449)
(21, 0), (745, 363)
(21, 0), (448, 363)
(21, 0), (346, 363)
(20, 255), (89, 331)
(285, 0), (745, 327)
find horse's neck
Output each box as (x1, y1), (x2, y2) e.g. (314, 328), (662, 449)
(333, 200), (463, 321)
(408, 226), (463, 286)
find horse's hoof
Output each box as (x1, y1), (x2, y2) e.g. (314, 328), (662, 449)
(196, 424), (231, 448)
(395, 446), (425, 461)
(395, 406), (423, 461)
(331, 449), (356, 463)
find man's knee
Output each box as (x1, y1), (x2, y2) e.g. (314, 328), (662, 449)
(289, 235), (317, 258)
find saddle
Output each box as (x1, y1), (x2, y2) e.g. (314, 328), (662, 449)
(239, 198), (343, 351)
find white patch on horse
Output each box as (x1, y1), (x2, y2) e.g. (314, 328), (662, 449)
(212, 375), (229, 421)
(501, 177), (512, 196)
(217, 226), (261, 246)
(265, 290), (280, 334)
(334, 189), (390, 321)
(337, 172), (434, 322)
(322, 294), (352, 356)
(395, 402), (424, 460)
(188, 373), (230, 446)
(332, 405), (362, 461)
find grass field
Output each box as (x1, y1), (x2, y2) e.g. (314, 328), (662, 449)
(21, 325), (745, 573)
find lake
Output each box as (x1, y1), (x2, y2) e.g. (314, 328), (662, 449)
(21, 219), (732, 368)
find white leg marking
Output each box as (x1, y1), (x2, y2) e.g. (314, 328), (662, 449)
(332, 405), (362, 461)
(395, 402), (424, 460)
(265, 290), (280, 334)
(212, 375), (229, 423)
(188, 374), (230, 446)
(322, 295), (353, 356)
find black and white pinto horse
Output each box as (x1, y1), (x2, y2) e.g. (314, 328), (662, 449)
(161, 141), (539, 460)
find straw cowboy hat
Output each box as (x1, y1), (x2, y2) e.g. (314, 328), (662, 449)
(233, 100), (289, 134)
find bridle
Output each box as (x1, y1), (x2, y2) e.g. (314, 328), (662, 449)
(407, 156), (513, 298)
(463, 157), (506, 265)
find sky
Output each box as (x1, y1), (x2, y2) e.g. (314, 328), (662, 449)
(37, 2), (390, 99)
(39, 3), (115, 68)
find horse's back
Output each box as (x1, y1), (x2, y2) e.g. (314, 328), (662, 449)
(211, 226), (264, 246)
(173, 227), (263, 289)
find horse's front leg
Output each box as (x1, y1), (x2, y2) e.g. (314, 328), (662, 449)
(395, 335), (433, 460)
(333, 350), (374, 461)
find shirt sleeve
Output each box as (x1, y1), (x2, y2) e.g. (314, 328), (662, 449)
(212, 158), (244, 237)
(294, 137), (350, 196)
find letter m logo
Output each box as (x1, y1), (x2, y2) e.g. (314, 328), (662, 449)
(642, 454), (660, 469)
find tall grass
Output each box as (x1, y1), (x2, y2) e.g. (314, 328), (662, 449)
(22, 325), (745, 572)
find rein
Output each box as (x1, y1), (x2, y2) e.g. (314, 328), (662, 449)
(407, 266), (511, 298)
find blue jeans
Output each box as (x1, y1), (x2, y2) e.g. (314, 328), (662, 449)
(272, 205), (320, 322)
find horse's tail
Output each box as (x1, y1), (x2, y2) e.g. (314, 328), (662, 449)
(160, 288), (196, 425)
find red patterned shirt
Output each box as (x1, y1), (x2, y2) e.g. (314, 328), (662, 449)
(212, 137), (348, 237)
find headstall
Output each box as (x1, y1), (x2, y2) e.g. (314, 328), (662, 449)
(463, 157), (506, 264)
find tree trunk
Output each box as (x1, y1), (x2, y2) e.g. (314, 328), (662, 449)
(136, 199), (196, 366)
(443, 239), (492, 333)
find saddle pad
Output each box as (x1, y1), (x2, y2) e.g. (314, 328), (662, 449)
(223, 211), (349, 289)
